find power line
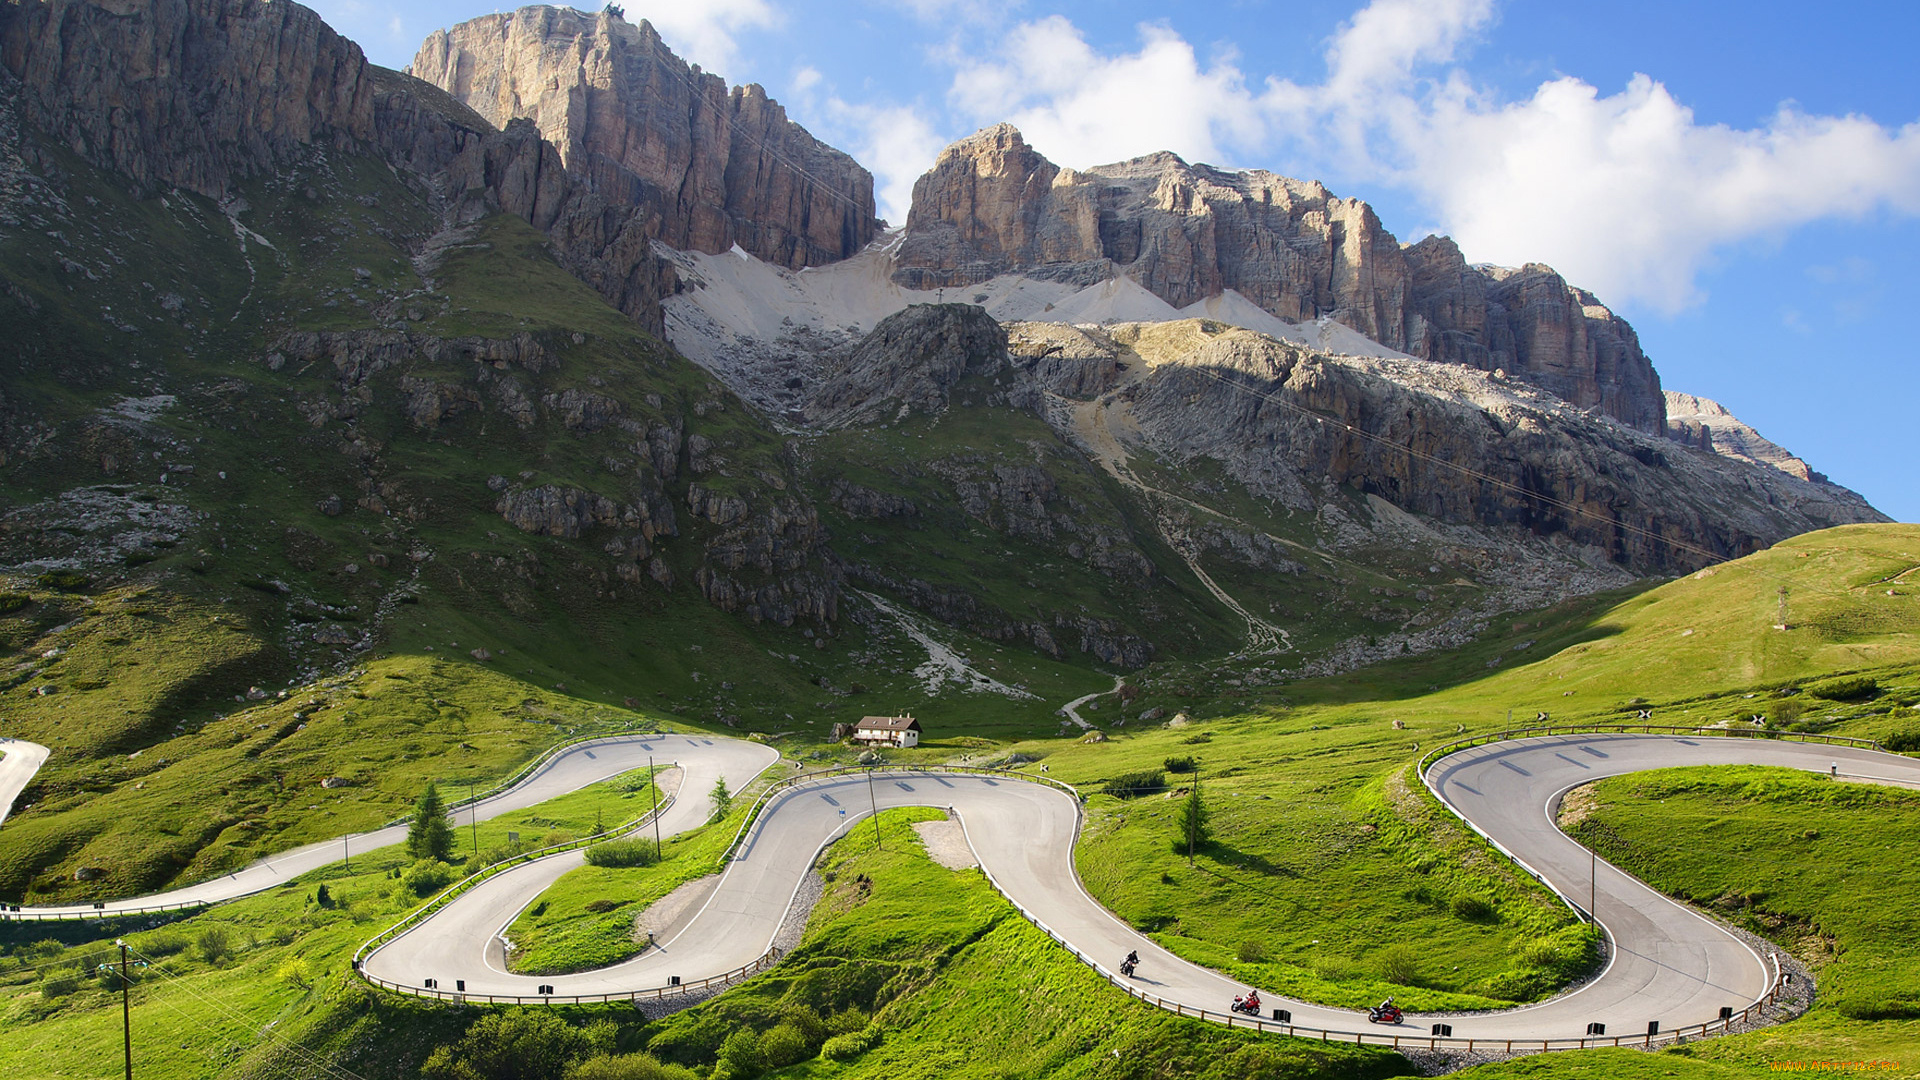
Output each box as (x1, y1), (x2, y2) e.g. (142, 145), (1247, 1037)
(129, 947), (373, 1080)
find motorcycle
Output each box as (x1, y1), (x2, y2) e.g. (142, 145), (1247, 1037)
(1367, 1001), (1404, 1025)
(1119, 959), (1137, 978)
(1229, 994), (1263, 1016)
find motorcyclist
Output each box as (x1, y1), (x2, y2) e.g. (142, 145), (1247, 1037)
(1243, 990), (1262, 1013)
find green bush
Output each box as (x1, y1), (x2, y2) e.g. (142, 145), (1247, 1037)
(1163, 755), (1199, 774)
(1450, 895), (1496, 922)
(583, 898), (624, 914)
(1235, 939), (1269, 963)
(1765, 698), (1804, 727)
(1883, 730), (1920, 753)
(758, 1024), (810, 1068)
(583, 839), (660, 868)
(0, 593), (32, 614)
(564, 1053), (697, 1080)
(33, 570), (88, 593)
(711, 1029), (762, 1080)
(1103, 770), (1165, 798)
(38, 973), (79, 998)
(402, 858), (456, 897)
(819, 1026), (881, 1062)
(196, 926), (233, 965)
(1809, 675), (1878, 701)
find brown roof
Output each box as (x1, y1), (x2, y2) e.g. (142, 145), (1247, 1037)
(855, 715), (920, 732)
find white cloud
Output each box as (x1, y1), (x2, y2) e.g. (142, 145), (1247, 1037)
(625, 0), (780, 76)
(1387, 75), (1920, 311)
(948, 16), (1264, 170)
(826, 100), (949, 226)
(926, 0), (1920, 313)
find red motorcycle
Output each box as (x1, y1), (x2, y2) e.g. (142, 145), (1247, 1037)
(1230, 993), (1263, 1016)
(1367, 998), (1404, 1025)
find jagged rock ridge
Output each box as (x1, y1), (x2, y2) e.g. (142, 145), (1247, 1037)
(894, 124), (1665, 434)
(409, 6), (879, 271)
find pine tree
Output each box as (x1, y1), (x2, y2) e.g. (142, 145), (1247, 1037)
(1177, 775), (1210, 864)
(407, 782), (454, 861)
(709, 775), (733, 823)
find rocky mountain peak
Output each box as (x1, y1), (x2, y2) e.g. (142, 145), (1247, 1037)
(410, 4), (879, 271)
(894, 124), (1666, 434)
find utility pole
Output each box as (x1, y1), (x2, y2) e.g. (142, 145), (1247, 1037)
(866, 768), (883, 851)
(649, 755), (663, 860)
(1591, 849), (1597, 923)
(342, 832), (349, 873)
(468, 778), (479, 855)
(117, 939), (132, 1080)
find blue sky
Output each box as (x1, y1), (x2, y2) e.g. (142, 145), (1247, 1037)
(318, 0), (1919, 522)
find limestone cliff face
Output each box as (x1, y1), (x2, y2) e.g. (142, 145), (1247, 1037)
(896, 125), (1665, 434)
(410, 6), (879, 270)
(0, 0), (376, 198)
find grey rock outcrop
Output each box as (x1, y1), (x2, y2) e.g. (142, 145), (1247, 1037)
(805, 304), (1010, 427)
(1068, 321), (1883, 568)
(410, 6), (879, 270)
(1663, 391), (1830, 484)
(896, 125), (1665, 434)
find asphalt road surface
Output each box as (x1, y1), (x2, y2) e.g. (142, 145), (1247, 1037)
(12, 729), (1920, 1045)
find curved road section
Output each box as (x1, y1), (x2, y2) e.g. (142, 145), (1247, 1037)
(9, 730), (1920, 1049)
(1, 733), (777, 919)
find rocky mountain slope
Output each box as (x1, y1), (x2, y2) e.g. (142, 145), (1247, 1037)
(0, 0), (1888, 715)
(895, 125), (1665, 433)
(409, 5), (878, 273)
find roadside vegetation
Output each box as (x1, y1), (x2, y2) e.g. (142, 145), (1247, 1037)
(0, 515), (1915, 1075)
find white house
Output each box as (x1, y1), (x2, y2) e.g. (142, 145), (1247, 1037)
(852, 715), (921, 749)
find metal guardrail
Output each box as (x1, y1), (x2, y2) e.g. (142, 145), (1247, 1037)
(1417, 723), (1883, 779)
(352, 790), (677, 976)
(970, 824), (1793, 1052)
(388, 728), (674, 827)
(0, 898), (213, 923)
(719, 763), (1083, 865)
(357, 946), (783, 1007)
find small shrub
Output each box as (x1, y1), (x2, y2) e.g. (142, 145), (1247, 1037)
(1163, 755), (1198, 774)
(39, 973), (79, 998)
(1236, 939), (1270, 963)
(819, 1026), (881, 1062)
(1182, 732), (1213, 744)
(758, 1024), (810, 1068)
(401, 858), (455, 897)
(824, 1008), (869, 1035)
(0, 593), (32, 614)
(1809, 675), (1878, 701)
(565, 1054), (698, 1080)
(196, 926), (233, 965)
(1765, 698), (1803, 727)
(34, 570), (89, 592)
(583, 898), (623, 914)
(1378, 942), (1422, 985)
(584, 839), (660, 868)
(712, 1029), (762, 1079)
(1882, 730), (1920, 753)
(1450, 895), (1496, 922)
(1103, 770), (1164, 798)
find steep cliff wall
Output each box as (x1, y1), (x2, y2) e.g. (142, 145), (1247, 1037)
(410, 6), (879, 271)
(0, 0), (375, 198)
(896, 125), (1666, 434)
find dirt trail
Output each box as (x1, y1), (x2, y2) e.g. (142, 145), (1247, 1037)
(1058, 674), (1127, 729)
(1059, 353), (1291, 660)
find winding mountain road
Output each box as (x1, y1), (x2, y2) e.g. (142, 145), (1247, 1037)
(6, 729), (1918, 1050)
